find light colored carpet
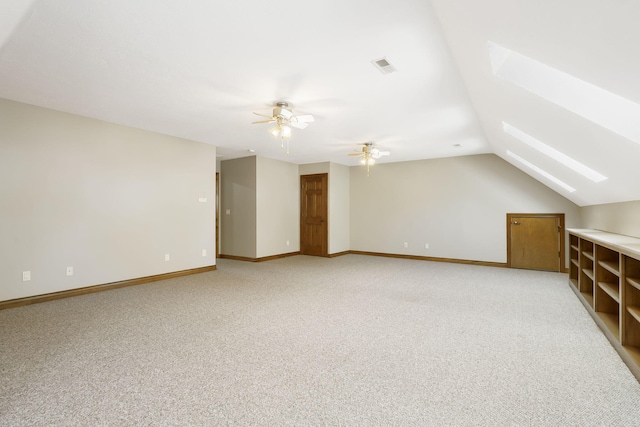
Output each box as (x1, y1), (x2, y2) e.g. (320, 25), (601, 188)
(2, 254), (640, 426)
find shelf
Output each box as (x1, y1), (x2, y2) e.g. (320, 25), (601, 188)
(628, 277), (640, 292)
(628, 306), (640, 324)
(569, 278), (578, 288)
(571, 259), (579, 267)
(583, 269), (594, 280)
(598, 260), (620, 276)
(583, 251), (594, 260)
(571, 244), (579, 251)
(598, 282), (620, 304)
(598, 281), (620, 303)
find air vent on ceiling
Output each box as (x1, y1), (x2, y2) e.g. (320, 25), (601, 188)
(371, 57), (398, 74)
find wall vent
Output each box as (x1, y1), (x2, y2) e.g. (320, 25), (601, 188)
(371, 57), (398, 74)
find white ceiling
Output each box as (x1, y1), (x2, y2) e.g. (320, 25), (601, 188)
(1, 0), (639, 206)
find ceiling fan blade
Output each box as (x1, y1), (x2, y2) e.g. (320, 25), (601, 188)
(290, 121), (308, 129)
(347, 153), (362, 156)
(294, 114), (314, 123)
(252, 119), (275, 124)
(253, 112), (273, 119)
(277, 107), (293, 119)
(378, 151), (390, 156)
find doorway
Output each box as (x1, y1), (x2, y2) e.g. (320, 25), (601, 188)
(507, 213), (564, 272)
(300, 173), (328, 257)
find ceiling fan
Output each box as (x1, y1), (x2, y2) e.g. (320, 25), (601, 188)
(348, 142), (390, 176)
(252, 102), (314, 154)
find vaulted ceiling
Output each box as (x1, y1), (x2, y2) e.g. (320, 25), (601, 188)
(1, 0), (639, 206)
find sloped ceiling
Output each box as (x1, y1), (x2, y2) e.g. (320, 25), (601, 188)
(0, 1), (638, 207)
(429, 0), (640, 206)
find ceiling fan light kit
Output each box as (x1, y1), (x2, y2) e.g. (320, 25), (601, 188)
(252, 102), (314, 155)
(349, 142), (390, 176)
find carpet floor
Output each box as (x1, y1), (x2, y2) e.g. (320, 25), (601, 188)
(2, 254), (640, 426)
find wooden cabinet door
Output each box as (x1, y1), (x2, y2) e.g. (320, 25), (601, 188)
(300, 174), (328, 256)
(508, 214), (563, 272)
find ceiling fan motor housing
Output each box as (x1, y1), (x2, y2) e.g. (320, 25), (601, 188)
(273, 102), (292, 120)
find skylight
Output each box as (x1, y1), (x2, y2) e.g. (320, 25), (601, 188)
(503, 122), (607, 183)
(507, 150), (576, 193)
(489, 42), (640, 145)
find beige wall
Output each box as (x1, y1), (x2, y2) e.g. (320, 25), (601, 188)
(581, 200), (640, 238)
(350, 154), (581, 264)
(256, 157), (300, 258)
(220, 156), (257, 258)
(0, 98), (216, 302)
(329, 163), (350, 254)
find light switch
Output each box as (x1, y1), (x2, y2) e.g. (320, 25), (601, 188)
(165, 254), (170, 261)
(226, 209), (231, 215)
(22, 271), (31, 281)
(66, 266), (73, 276)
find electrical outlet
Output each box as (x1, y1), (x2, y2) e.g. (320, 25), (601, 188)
(225, 209), (231, 215)
(424, 243), (429, 249)
(66, 266), (73, 276)
(403, 242), (408, 248)
(202, 249), (207, 257)
(165, 254), (170, 261)
(22, 271), (31, 282)
(286, 240), (290, 246)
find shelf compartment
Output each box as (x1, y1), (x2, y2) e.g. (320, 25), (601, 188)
(571, 244), (579, 252)
(570, 234), (579, 248)
(596, 245), (620, 275)
(598, 260), (620, 277)
(583, 251), (594, 261)
(598, 281), (620, 303)
(598, 312), (620, 337)
(571, 259), (579, 267)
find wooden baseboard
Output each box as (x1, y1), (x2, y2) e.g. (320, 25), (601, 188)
(348, 250), (508, 268)
(257, 251), (300, 262)
(217, 254), (255, 262)
(328, 251), (350, 258)
(0, 265), (217, 311)
(220, 250), (507, 268)
(218, 251), (300, 263)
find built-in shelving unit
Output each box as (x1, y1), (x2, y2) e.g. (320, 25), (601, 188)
(567, 229), (640, 382)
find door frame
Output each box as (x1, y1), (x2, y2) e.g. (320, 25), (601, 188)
(506, 213), (566, 272)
